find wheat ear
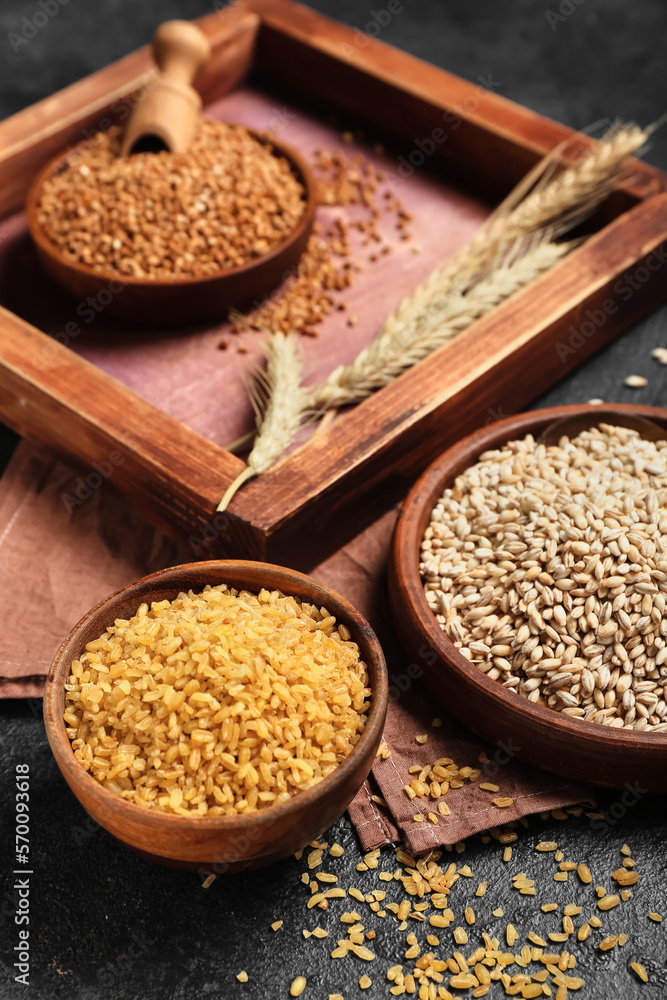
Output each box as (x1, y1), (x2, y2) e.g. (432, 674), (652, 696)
(430, 122), (647, 299)
(216, 333), (306, 511)
(310, 238), (574, 408)
(378, 123), (648, 353)
(218, 121), (648, 499)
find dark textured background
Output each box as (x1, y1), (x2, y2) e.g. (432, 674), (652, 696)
(1, 1), (666, 998)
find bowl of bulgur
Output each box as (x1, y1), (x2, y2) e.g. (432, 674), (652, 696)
(26, 120), (317, 324)
(390, 403), (667, 792)
(44, 560), (387, 871)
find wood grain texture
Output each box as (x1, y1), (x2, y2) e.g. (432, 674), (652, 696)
(0, 0), (666, 570)
(388, 403), (667, 792)
(0, 306), (259, 551)
(43, 559), (388, 871)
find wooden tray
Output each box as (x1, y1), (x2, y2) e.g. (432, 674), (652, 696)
(0, 0), (666, 571)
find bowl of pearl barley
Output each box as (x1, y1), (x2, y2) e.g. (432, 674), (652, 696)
(390, 404), (667, 792)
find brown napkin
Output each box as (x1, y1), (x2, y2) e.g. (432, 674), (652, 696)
(347, 696), (595, 853)
(0, 440), (594, 845)
(0, 443), (188, 698)
(312, 506), (595, 851)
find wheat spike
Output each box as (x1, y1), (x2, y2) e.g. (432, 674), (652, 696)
(310, 238), (573, 407)
(219, 121), (647, 498)
(216, 333), (306, 511)
(310, 123), (647, 409)
(421, 122), (647, 302)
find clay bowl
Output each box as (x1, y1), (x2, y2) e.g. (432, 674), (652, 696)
(44, 560), (387, 872)
(25, 128), (316, 324)
(389, 403), (667, 792)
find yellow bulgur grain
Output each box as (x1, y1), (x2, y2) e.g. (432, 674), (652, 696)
(64, 585), (369, 816)
(576, 864), (592, 884)
(290, 977), (307, 996)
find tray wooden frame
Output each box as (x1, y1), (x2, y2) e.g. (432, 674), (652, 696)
(1, 0), (666, 568)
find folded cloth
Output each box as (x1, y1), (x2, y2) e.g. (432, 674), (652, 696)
(0, 443), (188, 698)
(0, 440), (594, 845)
(347, 697), (595, 853)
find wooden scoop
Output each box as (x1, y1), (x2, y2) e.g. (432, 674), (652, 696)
(120, 20), (211, 156)
(25, 17), (317, 323)
(538, 408), (667, 446)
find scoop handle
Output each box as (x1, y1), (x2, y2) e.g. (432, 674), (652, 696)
(152, 20), (211, 85)
(120, 20), (210, 157)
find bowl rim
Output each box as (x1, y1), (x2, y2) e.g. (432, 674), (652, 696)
(393, 402), (667, 752)
(44, 559), (388, 836)
(25, 124), (317, 289)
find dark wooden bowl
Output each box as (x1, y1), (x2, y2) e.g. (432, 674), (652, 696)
(44, 560), (387, 872)
(389, 403), (667, 792)
(25, 128), (316, 325)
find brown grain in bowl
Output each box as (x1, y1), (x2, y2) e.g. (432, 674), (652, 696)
(35, 120), (307, 279)
(63, 583), (370, 817)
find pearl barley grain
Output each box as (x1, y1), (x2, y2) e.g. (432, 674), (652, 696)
(420, 423), (667, 732)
